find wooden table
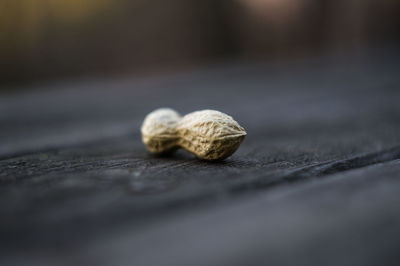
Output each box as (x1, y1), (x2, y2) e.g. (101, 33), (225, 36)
(1, 48), (400, 266)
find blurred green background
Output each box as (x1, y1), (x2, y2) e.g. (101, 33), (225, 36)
(1, 0), (399, 87)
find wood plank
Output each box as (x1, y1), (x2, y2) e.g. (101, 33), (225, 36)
(1, 48), (400, 265)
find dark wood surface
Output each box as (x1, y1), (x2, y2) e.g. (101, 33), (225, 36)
(1, 48), (400, 266)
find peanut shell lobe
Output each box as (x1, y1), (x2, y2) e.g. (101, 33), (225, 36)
(177, 110), (246, 160)
(141, 108), (181, 154)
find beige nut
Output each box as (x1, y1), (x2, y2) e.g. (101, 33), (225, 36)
(141, 108), (246, 160)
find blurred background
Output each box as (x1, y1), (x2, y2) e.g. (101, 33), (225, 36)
(1, 0), (400, 88)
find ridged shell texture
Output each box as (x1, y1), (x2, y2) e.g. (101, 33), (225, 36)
(141, 108), (246, 160)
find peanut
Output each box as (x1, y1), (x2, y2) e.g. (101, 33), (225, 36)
(141, 108), (246, 160)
